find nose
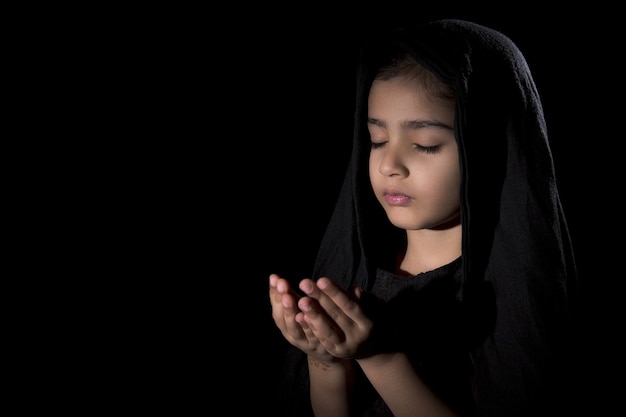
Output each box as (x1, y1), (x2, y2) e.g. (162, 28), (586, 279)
(378, 143), (409, 177)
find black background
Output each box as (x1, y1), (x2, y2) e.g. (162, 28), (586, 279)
(88, 7), (619, 414)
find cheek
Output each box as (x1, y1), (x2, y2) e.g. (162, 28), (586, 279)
(438, 163), (460, 186)
(368, 168), (378, 192)
(368, 153), (385, 172)
(426, 164), (461, 203)
(369, 161), (386, 199)
(368, 157), (378, 185)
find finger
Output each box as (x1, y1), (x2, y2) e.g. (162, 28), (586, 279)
(295, 312), (341, 362)
(300, 278), (362, 340)
(299, 278), (345, 320)
(269, 275), (306, 342)
(271, 276), (338, 361)
(316, 277), (370, 327)
(269, 274), (284, 306)
(269, 274), (293, 316)
(299, 295), (346, 348)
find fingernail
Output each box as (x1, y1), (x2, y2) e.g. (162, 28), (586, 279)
(301, 281), (313, 294)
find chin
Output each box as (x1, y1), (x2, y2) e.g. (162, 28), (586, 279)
(386, 216), (422, 230)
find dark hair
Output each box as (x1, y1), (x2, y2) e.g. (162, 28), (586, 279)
(374, 54), (455, 103)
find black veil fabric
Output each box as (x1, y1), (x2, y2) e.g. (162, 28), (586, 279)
(278, 19), (580, 417)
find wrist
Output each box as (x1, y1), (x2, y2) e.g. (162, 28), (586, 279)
(356, 351), (400, 368)
(308, 356), (352, 372)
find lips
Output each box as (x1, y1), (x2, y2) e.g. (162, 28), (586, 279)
(383, 192), (413, 206)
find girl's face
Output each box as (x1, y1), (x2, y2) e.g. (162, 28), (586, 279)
(367, 75), (461, 231)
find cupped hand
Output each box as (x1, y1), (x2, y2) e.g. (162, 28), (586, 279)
(269, 273), (337, 364)
(297, 277), (381, 360)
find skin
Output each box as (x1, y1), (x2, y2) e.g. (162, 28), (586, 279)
(269, 74), (462, 417)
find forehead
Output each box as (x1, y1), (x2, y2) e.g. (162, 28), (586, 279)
(368, 76), (455, 121)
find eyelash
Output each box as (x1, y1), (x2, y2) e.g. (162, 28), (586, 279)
(370, 142), (441, 154)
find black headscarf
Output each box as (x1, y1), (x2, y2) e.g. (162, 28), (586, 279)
(278, 19), (580, 417)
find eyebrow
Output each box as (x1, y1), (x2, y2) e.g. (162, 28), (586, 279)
(367, 118), (453, 130)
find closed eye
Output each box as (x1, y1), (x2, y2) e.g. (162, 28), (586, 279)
(371, 142), (442, 153)
(414, 144), (441, 154)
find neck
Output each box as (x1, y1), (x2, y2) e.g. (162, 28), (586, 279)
(397, 222), (462, 276)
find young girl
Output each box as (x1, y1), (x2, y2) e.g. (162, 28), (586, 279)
(269, 19), (580, 417)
